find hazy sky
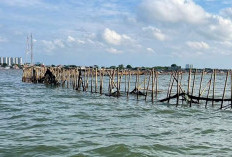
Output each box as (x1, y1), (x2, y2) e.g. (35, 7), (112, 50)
(1, 0), (232, 68)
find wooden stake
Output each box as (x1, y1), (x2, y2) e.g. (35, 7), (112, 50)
(231, 70), (232, 109)
(152, 68), (154, 103)
(91, 68), (93, 93)
(221, 71), (229, 109)
(144, 72), (147, 94)
(190, 69), (197, 107)
(168, 72), (176, 103)
(167, 72), (173, 98)
(176, 71), (179, 106)
(137, 69), (140, 100)
(187, 68), (192, 95)
(155, 71), (158, 97)
(212, 69), (216, 106)
(205, 72), (213, 108)
(198, 70), (204, 103)
(117, 68), (119, 97)
(95, 68), (97, 93)
(125, 70), (127, 93)
(145, 70), (151, 101)
(127, 70), (131, 98)
(84, 68), (86, 91)
(86, 68), (90, 91)
(179, 72), (183, 104)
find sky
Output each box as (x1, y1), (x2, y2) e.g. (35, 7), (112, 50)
(1, 0), (232, 68)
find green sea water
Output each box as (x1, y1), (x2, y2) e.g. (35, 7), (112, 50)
(0, 70), (232, 157)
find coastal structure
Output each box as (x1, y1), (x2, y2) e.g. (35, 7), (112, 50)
(0, 57), (23, 65)
(186, 64), (193, 69)
(22, 66), (232, 110)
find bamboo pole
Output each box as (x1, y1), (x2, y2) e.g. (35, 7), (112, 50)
(168, 72), (176, 103)
(205, 72), (213, 108)
(112, 69), (115, 94)
(84, 68), (86, 91)
(137, 69), (140, 100)
(176, 71), (179, 106)
(179, 72), (183, 104)
(198, 70), (204, 103)
(125, 70), (127, 93)
(100, 69), (104, 94)
(152, 68), (154, 103)
(155, 71), (158, 97)
(119, 70), (123, 91)
(127, 70), (131, 98)
(167, 72), (173, 98)
(145, 70), (151, 101)
(91, 68), (93, 93)
(95, 68), (97, 93)
(190, 69), (197, 107)
(99, 69), (102, 94)
(212, 69), (216, 106)
(117, 68), (119, 97)
(144, 72), (147, 94)
(187, 68), (192, 94)
(86, 68), (90, 91)
(67, 70), (69, 88)
(221, 71), (229, 109)
(231, 70), (232, 109)
(108, 70), (112, 94)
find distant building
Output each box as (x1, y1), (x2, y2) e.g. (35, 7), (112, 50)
(19, 57), (23, 65)
(3, 57), (8, 64)
(10, 57), (14, 65)
(0, 57), (3, 65)
(0, 57), (23, 66)
(185, 64), (193, 69)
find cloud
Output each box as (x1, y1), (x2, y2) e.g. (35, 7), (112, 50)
(77, 39), (85, 44)
(186, 41), (209, 49)
(0, 37), (7, 42)
(139, 0), (208, 24)
(220, 7), (232, 19)
(103, 28), (122, 45)
(0, 0), (42, 7)
(67, 36), (75, 43)
(142, 26), (166, 41)
(138, 0), (232, 42)
(67, 36), (86, 45)
(146, 48), (155, 53)
(102, 28), (133, 45)
(41, 39), (65, 52)
(54, 39), (65, 48)
(106, 47), (122, 54)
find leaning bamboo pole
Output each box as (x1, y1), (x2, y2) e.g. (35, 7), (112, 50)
(198, 70), (204, 103)
(221, 71), (229, 109)
(205, 72), (213, 108)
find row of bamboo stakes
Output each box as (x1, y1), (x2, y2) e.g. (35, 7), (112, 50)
(165, 69), (232, 109)
(22, 67), (159, 102)
(22, 66), (232, 109)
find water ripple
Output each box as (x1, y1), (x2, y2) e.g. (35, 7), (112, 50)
(1, 70), (232, 157)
